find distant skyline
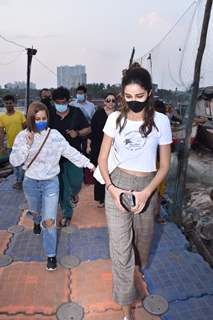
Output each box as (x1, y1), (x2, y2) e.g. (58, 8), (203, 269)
(57, 64), (86, 88)
(0, 0), (201, 89)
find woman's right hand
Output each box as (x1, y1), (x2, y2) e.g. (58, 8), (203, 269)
(107, 185), (131, 212)
(26, 131), (34, 146)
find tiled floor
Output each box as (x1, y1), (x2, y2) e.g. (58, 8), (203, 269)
(0, 262), (69, 314)
(0, 230), (12, 254)
(0, 175), (213, 319)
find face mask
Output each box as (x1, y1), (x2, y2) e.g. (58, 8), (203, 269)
(76, 94), (85, 102)
(35, 121), (48, 132)
(41, 97), (51, 104)
(126, 100), (148, 113)
(55, 103), (68, 113)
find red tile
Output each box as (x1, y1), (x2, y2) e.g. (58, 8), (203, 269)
(71, 259), (160, 319)
(72, 185), (107, 228)
(85, 310), (123, 319)
(0, 231), (12, 254)
(85, 308), (160, 320)
(71, 260), (120, 313)
(0, 316), (56, 320)
(19, 210), (33, 229)
(0, 262), (69, 315)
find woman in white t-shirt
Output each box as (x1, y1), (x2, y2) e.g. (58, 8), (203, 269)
(98, 64), (172, 320)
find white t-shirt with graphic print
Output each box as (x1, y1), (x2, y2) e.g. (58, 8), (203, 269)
(103, 111), (172, 172)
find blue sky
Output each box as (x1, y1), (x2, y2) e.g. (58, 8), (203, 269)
(0, 0), (198, 88)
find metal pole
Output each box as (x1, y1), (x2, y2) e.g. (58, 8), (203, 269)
(26, 47), (37, 111)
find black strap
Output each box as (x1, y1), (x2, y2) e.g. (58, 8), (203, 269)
(26, 129), (51, 169)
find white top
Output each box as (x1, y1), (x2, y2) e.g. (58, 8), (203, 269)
(9, 128), (94, 180)
(103, 111), (172, 172)
(71, 100), (96, 122)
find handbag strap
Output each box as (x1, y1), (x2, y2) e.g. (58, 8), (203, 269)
(26, 129), (51, 169)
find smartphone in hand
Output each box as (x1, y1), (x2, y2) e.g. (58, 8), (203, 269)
(120, 192), (135, 212)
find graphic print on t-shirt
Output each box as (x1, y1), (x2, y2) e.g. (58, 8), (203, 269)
(122, 130), (146, 151)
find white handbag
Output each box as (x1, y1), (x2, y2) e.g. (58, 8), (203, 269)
(93, 144), (120, 184)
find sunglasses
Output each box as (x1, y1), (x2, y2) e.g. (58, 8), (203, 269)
(105, 98), (115, 103)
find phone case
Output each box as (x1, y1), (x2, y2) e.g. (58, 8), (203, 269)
(120, 192), (136, 212)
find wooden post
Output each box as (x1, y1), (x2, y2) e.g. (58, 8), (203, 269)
(26, 48), (37, 111)
(173, 0), (213, 224)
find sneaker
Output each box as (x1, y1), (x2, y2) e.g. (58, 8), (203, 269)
(46, 256), (57, 271)
(97, 202), (105, 208)
(33, 223), (41, 234)
(59, 217), (71, 227)
(12, 181), (22, 190)
(72, 195), (79, 204)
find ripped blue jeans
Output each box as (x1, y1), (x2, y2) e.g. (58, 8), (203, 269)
(23, 176), (59, 257)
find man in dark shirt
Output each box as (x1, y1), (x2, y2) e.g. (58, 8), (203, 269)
(40, 88), (54, 117)
(50, 87), (91, 226)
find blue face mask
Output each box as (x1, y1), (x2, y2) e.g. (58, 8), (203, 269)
(55, 103), (68, 113)
(76, 94), (85, 102)
(35, 121), (48, 132)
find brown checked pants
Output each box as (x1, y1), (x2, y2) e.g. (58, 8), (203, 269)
(105, 168), (157, 305)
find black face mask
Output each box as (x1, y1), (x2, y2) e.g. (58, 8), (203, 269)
(126, 100), (148, 113)
(41, 97), (51, 105)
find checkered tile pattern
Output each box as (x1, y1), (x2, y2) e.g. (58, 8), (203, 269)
(0, 175), (213, 320)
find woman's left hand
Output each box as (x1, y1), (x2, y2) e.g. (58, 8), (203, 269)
(131, 189), (151, 214)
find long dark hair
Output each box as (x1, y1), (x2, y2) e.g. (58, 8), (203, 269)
(104, 92), (116, 100)
(116, 64), (156, 137)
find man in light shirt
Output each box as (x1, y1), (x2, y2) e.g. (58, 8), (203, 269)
(71, 85), (97, 185)
(71, 85), (96, 124)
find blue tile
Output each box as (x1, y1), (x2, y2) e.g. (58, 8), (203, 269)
(67, 227), (110, 261)
(0, 195), (25, 229)
(6, 227), (110, 262)
(150, 223), (188, 255)
(6, 229), (70, 261)
(0, 174), (16, 191)
(162, 296), (213, 320)
(0, 175), (26, 230)
(145, 249), (213, 301)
